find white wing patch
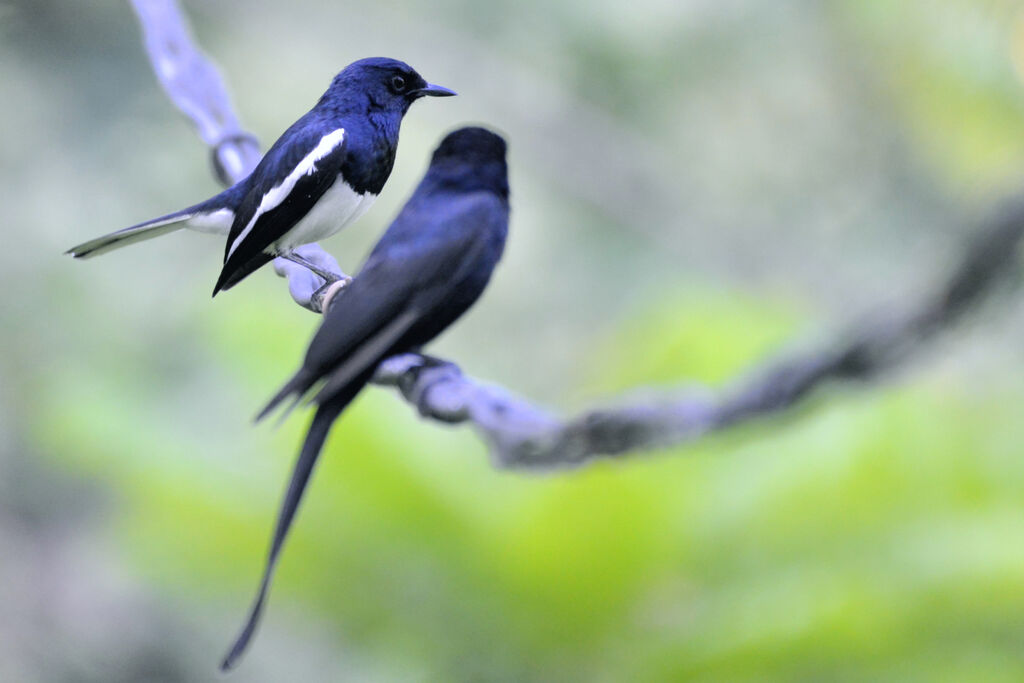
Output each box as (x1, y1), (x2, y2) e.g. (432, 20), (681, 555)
(227, 128), (347, 259)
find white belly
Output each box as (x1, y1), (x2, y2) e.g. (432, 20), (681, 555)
(272, 179), (377, 253)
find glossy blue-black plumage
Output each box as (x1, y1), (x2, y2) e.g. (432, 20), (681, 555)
(220, 127), (509, 671)
(213, 58), (455, 294)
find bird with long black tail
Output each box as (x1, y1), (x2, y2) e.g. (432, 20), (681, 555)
(66, 57), (455, 294)
(220, 127), (510, 670)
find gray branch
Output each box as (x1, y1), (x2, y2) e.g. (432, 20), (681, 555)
(373, 195), (1022, 468)
(131, 0), (1023, 469)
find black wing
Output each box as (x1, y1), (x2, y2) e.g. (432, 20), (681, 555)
(213, 126), (348, 295)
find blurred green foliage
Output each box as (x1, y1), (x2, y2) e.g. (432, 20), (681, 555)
(2, 0), (1024, 681)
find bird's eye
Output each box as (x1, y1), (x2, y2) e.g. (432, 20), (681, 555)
(391, 76), (406, 92)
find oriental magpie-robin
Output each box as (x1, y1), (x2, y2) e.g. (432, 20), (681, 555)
(220, 127), (509, 670)
(66, 57), (455, 295)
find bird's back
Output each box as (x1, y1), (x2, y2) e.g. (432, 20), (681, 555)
(392, 191), (507, 341)
(301, 188), (507, 379)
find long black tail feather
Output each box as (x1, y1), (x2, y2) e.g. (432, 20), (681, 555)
(220, 370), (374, 671)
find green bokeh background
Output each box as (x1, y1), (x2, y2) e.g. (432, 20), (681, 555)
(2, 1), (1023, 680)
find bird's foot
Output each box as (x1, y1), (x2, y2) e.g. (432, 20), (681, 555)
(281, 251), (343, 284)
(311, 276), (353, 313)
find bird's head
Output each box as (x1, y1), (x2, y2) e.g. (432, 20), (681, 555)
(428, 127), (509, 197)
(324, 58), (456, 115)
(432, 127), (507, 163)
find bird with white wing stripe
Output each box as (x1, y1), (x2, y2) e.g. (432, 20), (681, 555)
(66, 57), (455, 295)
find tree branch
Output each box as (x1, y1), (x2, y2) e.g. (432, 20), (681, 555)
(131, 0), (1023, 469)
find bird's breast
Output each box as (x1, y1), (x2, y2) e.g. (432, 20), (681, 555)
(339, 135), (397, 196)
(271, 175), (376, 252)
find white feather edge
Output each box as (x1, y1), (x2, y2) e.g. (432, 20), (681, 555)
(67, 207), (234, 258)
(227, 128), (347, 259)
(183, 208), (235, 234)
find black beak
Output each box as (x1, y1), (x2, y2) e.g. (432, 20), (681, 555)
(414, 83), (457, 98)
